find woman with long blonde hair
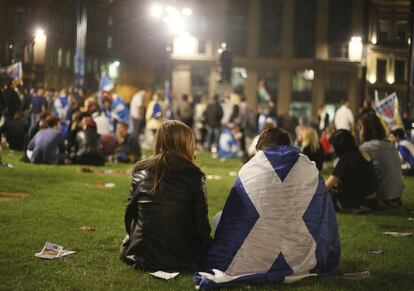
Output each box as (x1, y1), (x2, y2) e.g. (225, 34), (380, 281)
(300, 126), (324, 171)
(120, 120), (211, 271)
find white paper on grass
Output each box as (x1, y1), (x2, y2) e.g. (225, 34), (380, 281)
(149, 271), (180, 280)
(35, 242), (76, 259)
(383, 232), (412, 237)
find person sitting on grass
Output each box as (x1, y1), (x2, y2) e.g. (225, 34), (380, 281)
(0, 111), (29, 151)
(26, 115), (65, 165)
(120, 120), (211, 272)
(388, 128), (414, 176)
(71, 117), (105, 166)
(195, 127), (339, 289)
(359, 113), (404, 209)
(114, 122), (141, 163)
(325, 129), (378, 211)
(300, 126), (324, 171)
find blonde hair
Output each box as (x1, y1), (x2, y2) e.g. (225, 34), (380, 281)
(151, 120), (198, 192)
(300, 126), (320, 153)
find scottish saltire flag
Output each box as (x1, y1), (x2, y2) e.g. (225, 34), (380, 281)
(1, 62), (23, 82)
(375, 92), (402, 131)
(218, 128), (239, 158)
(398, 140), (414, 171)
(111, 95), (129, 123)
(195, 146), (340, 289)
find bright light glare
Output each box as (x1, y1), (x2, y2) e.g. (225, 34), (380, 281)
(349, 36), (363, 61)
(113, 61), (120, 67)
(168, 19), (186, 34)
(182, 8), (192, 16)
(150, 4), (163, 18)
(35, 28), (45, 38)
(173, 33), (197, 56)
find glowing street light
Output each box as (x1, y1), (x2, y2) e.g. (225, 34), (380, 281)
(34, 28), (46, 42)
(348, 36), (363, 61)
(182, 8), (192, 16)
(150, 4), (163, 18)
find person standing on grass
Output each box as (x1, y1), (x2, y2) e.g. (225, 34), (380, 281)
(334, 99), (354, 131)
(120, 120), (211, 272)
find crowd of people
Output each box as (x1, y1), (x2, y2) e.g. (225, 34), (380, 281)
(1, 80), (413, 287)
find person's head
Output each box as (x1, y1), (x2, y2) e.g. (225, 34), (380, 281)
(37, 88), (45, 97)
(388, 128), (406, 143)
(359, 113), (386, 142)
(182, 94), (189, 102)
(13, 111), (23, 120)
(153, 120), (196, 162)
(300, 126), (320, 153)
(363, 99), (373, 109)
(82, 117), (97, 131)
(256, 127), (291, 151)
(212, 94), (220, 103)
(148, 120), (198, 192)
(103, 97), (112, 110)
(329, 129), (357, 157)
(59, 88), (67, 97)
(341, 99), (350, 107)
(116, 122), (128, 137)
(43, 115), (60, 129)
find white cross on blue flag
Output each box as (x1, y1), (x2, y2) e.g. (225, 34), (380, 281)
(195, 146), (340, 289)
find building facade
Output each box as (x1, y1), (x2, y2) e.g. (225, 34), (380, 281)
(0, 0), (155, 99)
(170, 0), (411, 118)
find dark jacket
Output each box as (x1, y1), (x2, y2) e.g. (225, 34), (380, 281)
(75, 128), (103, 157)
(204, 102), (223, 128)
(121, 156), (212, 272)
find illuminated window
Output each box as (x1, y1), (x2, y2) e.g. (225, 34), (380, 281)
(57, 48), (63, 67)
(395, 60), (406, 83)
(376, 59), (386, 82)
(107, 36), (112, 50)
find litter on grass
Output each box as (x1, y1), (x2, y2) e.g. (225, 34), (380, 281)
(149, 271), (179, 280)
(0, 192), (29, 201)
(35, 242), (76, 260)
(229, 171), (237, 177)
(367, 249), (384, 255)
(408, 218), (414, 221)
(383, 232), (412, 237)
(343, 271), (371, 279)
(206, 175), (222, 180)
(79, 226), (96, 231)
(87, 183), (116, 189)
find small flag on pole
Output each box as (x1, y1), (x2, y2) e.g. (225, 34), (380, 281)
(0, 62), (23, 83)
(374, 92), (402, 131)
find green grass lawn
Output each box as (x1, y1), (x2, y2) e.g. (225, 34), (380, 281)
(0, 150), (413, 290)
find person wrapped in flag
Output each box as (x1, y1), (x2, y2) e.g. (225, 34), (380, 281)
(195, 127), (340, 289)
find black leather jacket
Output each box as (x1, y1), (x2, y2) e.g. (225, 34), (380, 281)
(121, 157), (212, 272)
(75, 129), (103, 157)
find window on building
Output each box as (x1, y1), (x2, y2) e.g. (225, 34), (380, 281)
(66, 51), (71, 68)
(376, 59), (387, 82)
(258, 70), (278, 103)
(328, 0), (351, 58)
(87, 59), (92, 73)
(325, 72), (349, 104)
(396, 21), (408, 46)
(198, 39), (206, 54)
(259, 0), (283, 57)
(57, 48), (63, 67)
(294, 0), (316, 58)
(107, 36), (112, 50)
(108, 15), (113, 26)
(328, 0), (352, 43)
(93, 59), (99, 73)
(15, 10), (25, 28)
(395, 59), (406, 83)
(292, 70), (313, 101)
(191, 66), (209, 96)
(225, 0), (248, 56)
(378, 20), (391, 45)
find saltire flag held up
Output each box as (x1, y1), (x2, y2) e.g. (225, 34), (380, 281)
(0, 62), (23, 83)
(374, 92), (402, 131)
(195, 146), (340, 289)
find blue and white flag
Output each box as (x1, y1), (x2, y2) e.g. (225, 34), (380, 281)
(218, 128), (238, 158)
(195, 146), (340, 289)
(0, 62), (23, 82)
